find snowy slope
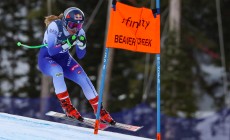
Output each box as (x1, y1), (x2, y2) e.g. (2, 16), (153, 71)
(0, 113), (154, 140)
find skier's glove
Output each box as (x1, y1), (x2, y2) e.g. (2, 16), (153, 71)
(62, 35), (78, 50)
(76, 35), (87, 50)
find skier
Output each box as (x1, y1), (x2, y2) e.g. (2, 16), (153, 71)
(38, 7), (116, 125)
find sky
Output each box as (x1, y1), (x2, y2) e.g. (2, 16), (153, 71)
(0, 112), (154, 140)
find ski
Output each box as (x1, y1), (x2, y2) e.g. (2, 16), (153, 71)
(86, 117), (143, 132)
(45, 111), (108, 130)
(110, 122), (143, 132)
(46, 111), (143, 132)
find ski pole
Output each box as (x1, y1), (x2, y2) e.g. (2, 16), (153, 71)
(16, 35), (78, 49)
(17, 42), (47, 49)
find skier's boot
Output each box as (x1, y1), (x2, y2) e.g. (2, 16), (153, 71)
(89, 96), (116, 125)
(57, 91), (83, 121)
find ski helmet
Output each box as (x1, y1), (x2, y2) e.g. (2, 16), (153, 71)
(62, 7), (85, 31)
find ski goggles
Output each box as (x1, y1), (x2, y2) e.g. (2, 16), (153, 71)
(67, 21), (82, 30)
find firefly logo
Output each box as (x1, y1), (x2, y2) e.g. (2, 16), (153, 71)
(122, 17), (150, 29)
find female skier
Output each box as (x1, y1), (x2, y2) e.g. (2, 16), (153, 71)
(38, 7), (115, 125)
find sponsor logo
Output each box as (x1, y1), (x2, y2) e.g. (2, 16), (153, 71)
(122, 17), (150, 29)
(49, 29), (58, 35)
(55, 72), (63, 77)
(51, 64), (57, 66)
(67, 56), (72, 66)
(45, 58), (58, 66)
(74, 14), (82, 20)
(55, 44), (62, 48)
(114, 35), (152, 47)
(71, 64), (79, 71)
(59, 49), (69, 53)
(58, 32), (62, 37)
(66, 14), (70, 19)
(49, 60), (58, 66)
(48, 60), (55, 63)
(45, 57), (52, 60)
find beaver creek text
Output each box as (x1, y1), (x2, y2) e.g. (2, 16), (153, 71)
(114, 35), (152, 47)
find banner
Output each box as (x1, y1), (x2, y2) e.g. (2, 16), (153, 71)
(106, 2), (160, 54)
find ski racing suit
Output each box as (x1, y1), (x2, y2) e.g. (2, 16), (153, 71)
(38, 19), (97, 100)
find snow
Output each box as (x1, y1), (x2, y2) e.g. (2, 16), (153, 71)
(0, 113), (154, 140)
(200, 64), (223, 85)
(196, 111), (230, 140)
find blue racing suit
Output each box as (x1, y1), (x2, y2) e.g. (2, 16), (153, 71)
(38, 19), (97, 100)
